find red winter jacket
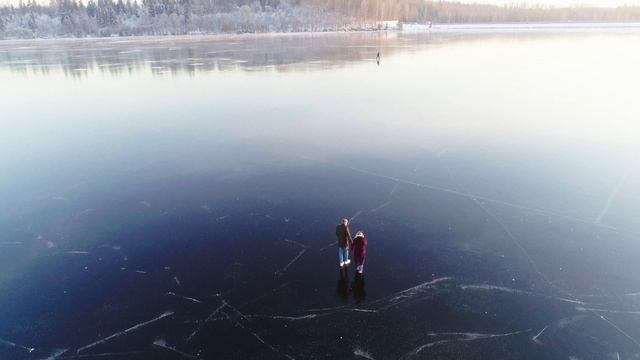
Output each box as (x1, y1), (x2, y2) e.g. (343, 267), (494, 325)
(351, 236), (367, 265)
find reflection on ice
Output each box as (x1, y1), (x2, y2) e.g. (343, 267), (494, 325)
(0, 33), (409, 77)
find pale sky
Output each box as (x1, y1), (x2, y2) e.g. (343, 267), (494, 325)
(460, 0), (640, 6)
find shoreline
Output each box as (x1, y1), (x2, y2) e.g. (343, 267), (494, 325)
(1, 22), (640, 43)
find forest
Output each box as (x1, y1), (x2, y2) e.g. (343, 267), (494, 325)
(1, 0), (640, 39)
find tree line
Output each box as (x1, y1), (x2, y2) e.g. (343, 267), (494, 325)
(1, 0), (640, 39)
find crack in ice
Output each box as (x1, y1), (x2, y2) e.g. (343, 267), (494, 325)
(235, 322), (295, 360)
(0, 337), (35, 353)
(56, 351), (150, 359)
(222, 300), (252, 323)
(304, 305), (350, 313)
(238, 282), (289, 309)
(598, 314), (640, 348)
(389, 182), (400, 195)
(319, 242), (335, 252)
(532, 325), (548, 344)
(369, 200), (393, 213)
(304, 278), (451, 315)
(595, 171), (630, 225)
(367, 277), (453, 310)
(245, 314), (319, 321)
(153, 338), (199, 360)
(40, 348), (69, 360)
(460, 284), (587, 305)
(443, 164), (582, 303)
(76, 311), (174, 353)
(284, 238), (306, 249)
(399, 340), (451, 359)
(166, 292), (203, 304)
(400, 330), (529, 359)
(313, 158), (626, 234)
(276, 248), (306, 275)
(186, 302), (226, 342)
(576, 306), (640, 315)
(350, 210), (363, 222)
(354, 348), (376, 360)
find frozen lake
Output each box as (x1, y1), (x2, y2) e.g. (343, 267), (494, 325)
(0, 31), (639, 359)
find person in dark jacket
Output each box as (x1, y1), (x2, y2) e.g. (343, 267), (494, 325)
(335, 218), (352, 267)
(351, 231), (367, 274)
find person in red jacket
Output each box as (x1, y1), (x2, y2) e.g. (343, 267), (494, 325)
(351, 231), (367, 274)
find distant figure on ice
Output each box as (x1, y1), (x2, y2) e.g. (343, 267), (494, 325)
(376, 52), (380, 65)
(352, 231), (368, 274)
(336, 218), (352, 268)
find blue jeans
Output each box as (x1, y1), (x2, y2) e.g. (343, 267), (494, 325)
(338, 247), (349, 264)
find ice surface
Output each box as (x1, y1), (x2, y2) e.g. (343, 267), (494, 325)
(1, 31), (640, 360)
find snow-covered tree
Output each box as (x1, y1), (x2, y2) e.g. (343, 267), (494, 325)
(2, 0), (640, 39)
(0, 14), (6, 34)
(86, 0), (97, 17)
